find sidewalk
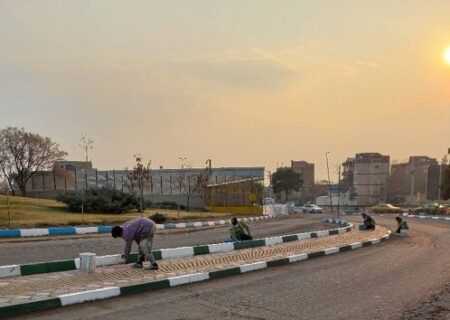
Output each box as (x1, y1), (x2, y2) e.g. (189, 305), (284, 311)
(0, 227), (386, 307)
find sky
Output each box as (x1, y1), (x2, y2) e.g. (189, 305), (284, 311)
(1, 0), (450, 182)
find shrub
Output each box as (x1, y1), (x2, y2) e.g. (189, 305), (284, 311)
(155, 201), (185, 210)
(149, 212), (168, 224)
(57, 188), (138, 214)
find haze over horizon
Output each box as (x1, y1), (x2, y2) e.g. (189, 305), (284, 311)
(1, 0), (449, 181)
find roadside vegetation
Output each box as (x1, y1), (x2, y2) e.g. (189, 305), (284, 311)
(0, 194), (233, 228)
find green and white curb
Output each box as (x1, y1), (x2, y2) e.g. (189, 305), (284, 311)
(0, 228), (390, 318)
(0, 218), (351, 278)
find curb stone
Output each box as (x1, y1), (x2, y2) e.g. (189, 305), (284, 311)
(0, 215), (281, 239)
(406, 214), (450, 221)
(0, 218), (351, 278)
(0, 227), (390, 318)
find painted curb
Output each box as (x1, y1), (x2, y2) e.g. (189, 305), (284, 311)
(0, 218), (352, 278)
(406, 214), (450, 221)
(0, 227), (390, 318)
(0, 215), (277, 239)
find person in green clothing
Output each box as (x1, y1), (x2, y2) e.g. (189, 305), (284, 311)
(229, 217), (253, 241)
(361, 213), (376, 230)
(395, 216), (409, 234)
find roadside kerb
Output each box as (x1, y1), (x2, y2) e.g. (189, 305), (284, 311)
(0, 227), (390, 318)
(0, 215), (278, 239)
(0, 218), (352, 278)
(406, 214), (450, 221)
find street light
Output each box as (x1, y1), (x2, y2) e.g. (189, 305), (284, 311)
(206, 159), (212, 175)
(177, 157), (187, 220)
(326, 152), (333, 213)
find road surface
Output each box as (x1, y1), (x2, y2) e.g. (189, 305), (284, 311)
(8, 216), (450, 319)
(0, 214), (330, 265)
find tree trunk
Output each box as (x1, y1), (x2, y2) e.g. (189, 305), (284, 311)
(285, 189), (289, 202)
(6, 178), (16, 196)
(19, 184), (27, 197)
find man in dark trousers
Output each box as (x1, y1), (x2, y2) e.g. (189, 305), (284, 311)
(112, 217), (159, 270)
(361, 213), (376, 230)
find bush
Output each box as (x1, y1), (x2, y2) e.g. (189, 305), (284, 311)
(149, 212), (168, 224)
(57, 188), (138, 214)
(154, 201), (185, 210)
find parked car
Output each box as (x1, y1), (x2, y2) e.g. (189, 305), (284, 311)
(370, 203), (402, 213)
(413, 203), (447, 215)
(301, 204), (323, 213)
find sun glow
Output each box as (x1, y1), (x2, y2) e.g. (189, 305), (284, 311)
(444, 46), (450, 65)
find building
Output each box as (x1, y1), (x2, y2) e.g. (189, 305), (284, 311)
(25, 161), (264, 211)
(388, 162), (410, 203)
(204, 178), (264, 215)
(388, 156), (438, 203)
(352, 153), (390, 206)
(290, 160), (315, 202)
(409, 156), (438, 197)
(315, 184), (356, 208)
(427, 164), (449, 200)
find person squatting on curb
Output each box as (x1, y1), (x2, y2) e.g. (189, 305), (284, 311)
(230, 217), (253, 241)
(395, 216), (409, 234)
(111, 217), (159, 270)
(360, 213), (376, 230)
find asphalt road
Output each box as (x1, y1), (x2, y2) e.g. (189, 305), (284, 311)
(0, 214), (330, 265)
(11, 216), (450, 320)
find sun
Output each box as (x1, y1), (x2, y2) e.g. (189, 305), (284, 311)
(444, 46), (450, 65)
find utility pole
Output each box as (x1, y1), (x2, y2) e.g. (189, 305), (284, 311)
(326, 152), (333, 213)
(337, 164), (341, 219)
(206, 159), (212, 175)
(6, 187), (11, 229)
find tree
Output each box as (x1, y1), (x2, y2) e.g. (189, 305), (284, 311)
(175, 158), (192, 213)
(0, 127), (67, 196)
(271, 167), (303, 202)
(79, 133), (94, 162)
(127, 154), (151, 215)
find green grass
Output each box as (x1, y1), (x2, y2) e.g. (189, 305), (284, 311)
(0, 195), (235, 228)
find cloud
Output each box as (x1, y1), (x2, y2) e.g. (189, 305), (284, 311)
(355, 60), (379, 69)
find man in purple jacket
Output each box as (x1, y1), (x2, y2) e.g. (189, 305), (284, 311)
(111, 217), (159, 270)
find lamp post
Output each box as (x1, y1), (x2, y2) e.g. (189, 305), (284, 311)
(6, 186), (11, 229)
(336, 164), (341, 219)
(178, 157), (187, 220)
(326, 152), (333, 213)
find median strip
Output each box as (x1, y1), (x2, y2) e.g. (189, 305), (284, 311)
(0, 218), (352, 278)
(0, 226), (390, 319)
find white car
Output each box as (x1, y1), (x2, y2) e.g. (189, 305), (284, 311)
(301, 204), (323, 213)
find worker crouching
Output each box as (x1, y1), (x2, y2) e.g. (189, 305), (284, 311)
(112, 217), (159, 270)
(229, 217), (253, 241)
(395, 216), (409, 236)
(359, 213), (376, 231)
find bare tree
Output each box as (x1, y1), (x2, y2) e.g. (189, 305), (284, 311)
(0, 127), (67, 196)
(174, 159), (211, 216)
(127, 154), (151, 215)
(174, 157), (195, 215)
(79, 133), (94, 162)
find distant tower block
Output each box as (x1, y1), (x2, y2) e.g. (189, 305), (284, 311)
(79, 252), (96, 274)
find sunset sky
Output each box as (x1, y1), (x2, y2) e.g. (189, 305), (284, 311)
(1, 0), (449, 181)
